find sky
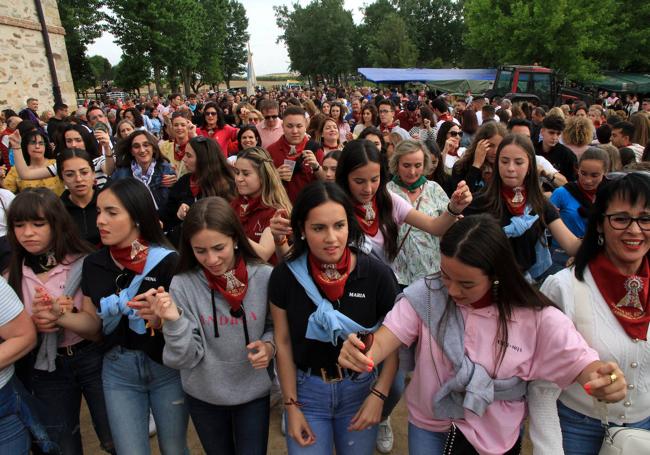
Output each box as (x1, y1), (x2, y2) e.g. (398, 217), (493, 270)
(87, 0), (365, 76)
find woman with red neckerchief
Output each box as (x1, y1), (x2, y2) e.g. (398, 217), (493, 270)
(159, 111), (195, 177)
(465, 133), (581, 283)
(269, 181), (401, 455)
(79, 178), (189, 454)
(196, 102), (238, 155)
(231, 147), (291, 263)
(530, 171), (650, 454)
(150, 197), (275, 455)
(162, 136), (235, 246)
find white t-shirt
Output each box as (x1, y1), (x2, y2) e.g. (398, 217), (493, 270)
(0, 277), (25, 388)
(0, 188), (15, 236)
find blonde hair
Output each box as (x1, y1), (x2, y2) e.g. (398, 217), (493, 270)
(389, 139), (433, 175)
(236, 147), (292, 213)
(563, 116), (594, 147)
(548, 107), (565, 119)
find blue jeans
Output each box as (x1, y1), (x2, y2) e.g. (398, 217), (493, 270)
(102, 346), (189, 455)
(187, 393), (269, 455)
(0, 374), (57, 454)
(559, 400), (650, 455)
(31, 341), (113, 454)
(407, 422), (447, 454)
(286, 369), (378, 455)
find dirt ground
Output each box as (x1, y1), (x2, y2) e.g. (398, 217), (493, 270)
(80, 397), (533, 454)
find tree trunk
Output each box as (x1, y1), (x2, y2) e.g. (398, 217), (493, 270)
(225, 76), (231, 90)
(182, 68), (192, 96)
(153, 65), (163, 95)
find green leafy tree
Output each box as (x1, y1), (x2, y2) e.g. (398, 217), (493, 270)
(113, 54), (151, 94)
(87, 55), (113, 86)
(368, 13), (418, 67)
(354, 0), (397, 67)
(600, 0), (650, 72)
(57, 0), (107, 93)
(275, 0), (355, 85)
(463, 0), (617, 80)
(221, 0), (249, 89)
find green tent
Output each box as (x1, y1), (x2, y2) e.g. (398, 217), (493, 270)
(425, 79), (493, 95)
(584, 72), (650, 93)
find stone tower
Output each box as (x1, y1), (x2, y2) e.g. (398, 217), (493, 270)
(0, 0), (76, 112)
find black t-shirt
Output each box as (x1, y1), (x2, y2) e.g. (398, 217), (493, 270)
(535, 141), (577, 182)
(466, 197), (559, 273)
(268, 252), (399, 371)
(81, 247), (179, 363)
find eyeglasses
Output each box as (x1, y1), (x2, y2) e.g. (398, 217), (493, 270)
(29, 139), (45, 146)
(248, 117), (259, 122)
(132, 142), (153, 150)
(448, 131), (463, 138)
(204, 111), (218, 116)
(604, 213), (650, 231)
(264, 115), (278, 120)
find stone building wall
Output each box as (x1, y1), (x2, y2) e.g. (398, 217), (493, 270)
(0, 0), (76, 112)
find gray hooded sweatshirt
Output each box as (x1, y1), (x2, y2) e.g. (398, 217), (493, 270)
(162, 263), (273, 406)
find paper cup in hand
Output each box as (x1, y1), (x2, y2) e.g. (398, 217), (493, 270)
(283, 159), (297, 181)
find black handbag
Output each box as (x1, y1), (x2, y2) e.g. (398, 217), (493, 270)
(443, 423), (521, 455)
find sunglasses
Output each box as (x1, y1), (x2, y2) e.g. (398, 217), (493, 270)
(204, 111), (218, 116)
(448, 131), (463, 138)
(264, 115), (278, 120)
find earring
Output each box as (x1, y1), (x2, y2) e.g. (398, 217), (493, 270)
(135, 222), (140, 229)
(492, 280), (499, 302)
(234, 244), (238, 250)
(300, 234), (305, 240)
(597, 234), (604, 246)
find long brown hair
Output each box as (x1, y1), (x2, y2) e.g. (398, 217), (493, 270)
(189, 136), (236, 200)
(453, 121), (507, 177)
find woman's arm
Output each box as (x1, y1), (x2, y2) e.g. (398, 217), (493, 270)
(8, 131), (52, 180)
(338, 325), (403, 372)
(0, 310), (37, 370)
(403, 180), (472, 236)
(271, 302), (316, 447)
(548, 218), (581, 256)
(55, 296), (102, 341)
(247, 228), (276, 262)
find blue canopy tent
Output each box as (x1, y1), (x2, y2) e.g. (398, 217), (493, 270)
(357, 67), (497, 93)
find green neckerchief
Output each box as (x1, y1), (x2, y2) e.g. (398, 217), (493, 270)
(392, 175), (427, 193)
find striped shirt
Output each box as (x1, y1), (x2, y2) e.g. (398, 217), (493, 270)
(0, 277), (24, 388)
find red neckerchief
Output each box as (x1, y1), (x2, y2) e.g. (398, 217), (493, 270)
(189, 174), (200, 197)
(589, 253), (650, 340)
(577, 181), (597, 202)
(278, 135), (310, 162)
(438, 112), (453, 123)
(501, 187), (527, 216)
(174, 140), (188, 162)
(231, 195), (271, 224)
(308, 248), (352, 302)
(110, 239), (149, 274)
(380, 122), (397, 135)
(470, 288), (493, 309)
(354, 198), (379, 236)
(203, 256), (248, 316)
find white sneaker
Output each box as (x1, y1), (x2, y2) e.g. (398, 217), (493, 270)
(148, 411), (157, 437)
(376, 417), (393, 453)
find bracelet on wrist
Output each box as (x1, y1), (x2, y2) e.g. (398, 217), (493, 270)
(274, 236), (288, 247)
(265, 340), (277, 358)
(446, 202), (462, 217)
(369, 387), (387, 401)
(284, 397), (304, 407)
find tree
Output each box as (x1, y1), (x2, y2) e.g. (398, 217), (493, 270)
(57, 0), (107, 93)
(275, 0), (355, 84)
(463, 0), (618, 80)
(220, 0), (249, 89)
(367, 13), (418, 67)
(393, 0), (465, 67)
(87, 55), (113, 86)
(113, 55), (151, 94)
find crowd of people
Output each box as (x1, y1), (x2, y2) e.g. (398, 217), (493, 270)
(0, 84), (649, 455)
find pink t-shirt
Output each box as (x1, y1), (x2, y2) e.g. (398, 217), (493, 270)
(383, 297), (599, 455)
(21, 257), (84, 348)
(366, 192), (412, 264)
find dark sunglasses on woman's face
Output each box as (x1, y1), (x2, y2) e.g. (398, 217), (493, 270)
(204, 111), (218, 116)
(448, 131), (463, 138)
